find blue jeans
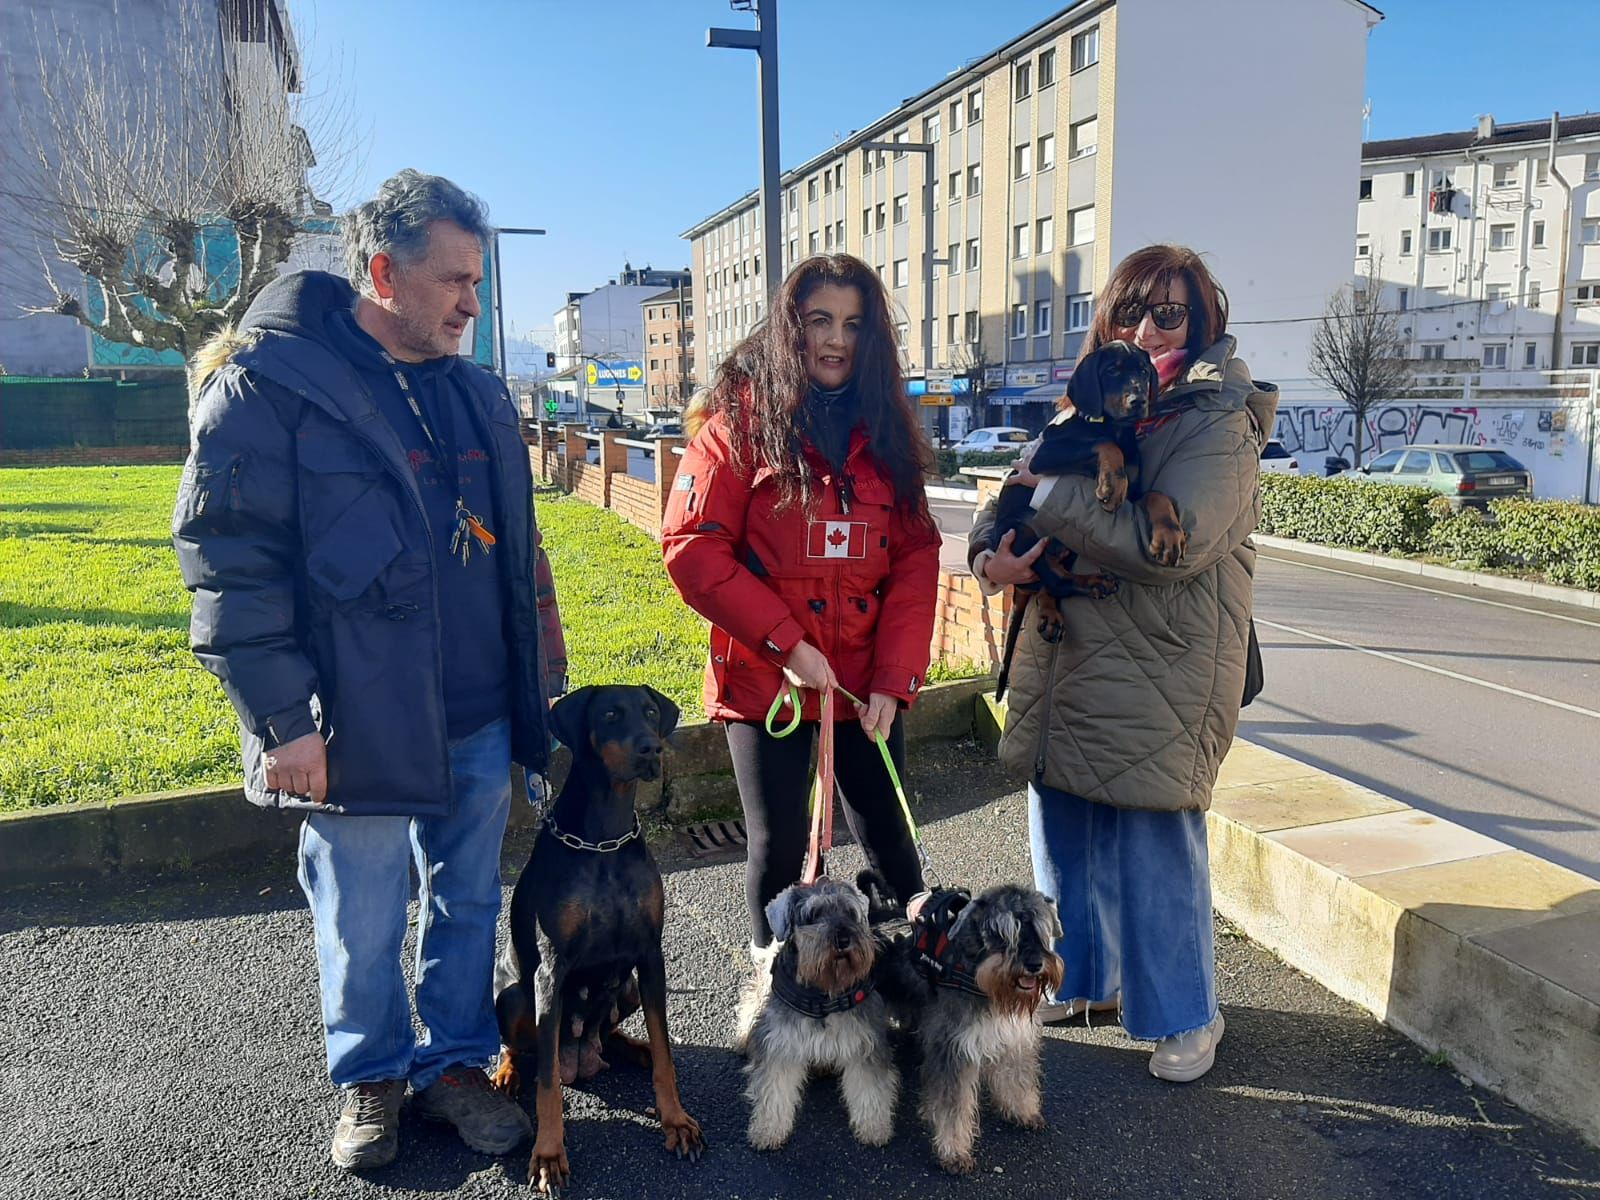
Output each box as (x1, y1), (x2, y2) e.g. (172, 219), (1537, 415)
(297, 717), (512, 1089)
(1027, 781), (1216, 1041)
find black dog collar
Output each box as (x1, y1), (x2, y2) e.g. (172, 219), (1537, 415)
(543, 814), (641, 853)
(909, 888), (988, 998)
(770, 955), (876, 1019)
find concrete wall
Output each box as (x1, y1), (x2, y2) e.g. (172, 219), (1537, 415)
(1110, 0), (1378, 390)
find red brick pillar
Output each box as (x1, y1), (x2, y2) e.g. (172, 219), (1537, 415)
(561, 423), (588, 493)
(652, 435), (686, 518)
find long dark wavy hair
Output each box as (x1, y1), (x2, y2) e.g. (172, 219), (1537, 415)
(707, 254), (933, 524)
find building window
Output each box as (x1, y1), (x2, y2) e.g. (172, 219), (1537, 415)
(967, 163), (982, 196)
(1067, 293), (1093, 331)
(1492, 162), (1517, 188)
(835, 219), (844, 245)
(1486, 283), (1510, 302)
(1572, 342), (1600, 367)
(893, 194), (908, 224)
(947, 171), (961, 202)
(824, 225), (834, 249)
(1071, 26), (1099, 72)
(966, 239), (980, 271)
(1429, 169), (1452, 190)
(1011, 304), (1027, 339)
(808, 231), (819, 254)
(875, 202), (886, 231)
(1034, 300), (1052, 336)
(787, 188), (797, 211)
(1582, 219), (1600, 244)
(824, 170), (833, 195)
(1359, 177), (1373, 201)
(1403, 172), (1416, 197)
(1536, 158), (1550, 185)
(1489, 223), (1515, 250)
(1576, 282), (1600, 304)
(924, 112), (940, 142)
(1356, 234), (1370, 258)
(1532, 220), (1546, 247)
(1038, 47), (1056, 88)
(1014, 142), (1032, 178)
(1428, 227), (1452, 252)
(1038, 133), (1056, 171)
(1068, 205), (1095, 245)
(1065, 118), (1094, 162)
(949, 99), (962, 132)
(1036, 216), (1054, 255)
(947, 243), (960, 274)
(965, 311), (979, 343)
(861, 147), (872, 174)
(967, 90), (982, 124)
(1420, 343), (1446, 360)
(1397, 287), (1409, 312)
(1587, 152), (1600, 181)
(947, 313), (959, 344)
(649, 358), (660, 371)
(663, 331), (673, 345)
(1527, 281), (1541, 308)
(1013, 223), (1029, 258)
(1524, 342), (1538, 367)
(1015, 60), (1031, 99)
(892, 129), (908, 159)
(862, 208), (871, 236)
(1400, 229), (1414, 255)
(893, 259), (909, 288)
(807, 178), (817, 202)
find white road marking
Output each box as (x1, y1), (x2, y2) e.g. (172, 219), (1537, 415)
(1259, 554), (1600, 630)
(1255, 617), (1600, 721)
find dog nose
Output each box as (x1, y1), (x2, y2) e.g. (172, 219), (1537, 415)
(1022, 953), (1044, 975)
(833, 930), (853, 952)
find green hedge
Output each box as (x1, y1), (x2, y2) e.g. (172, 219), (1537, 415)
(1259, 474), (1600, 592)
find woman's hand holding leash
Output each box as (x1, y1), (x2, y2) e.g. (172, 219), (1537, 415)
(783, 640), (839, 693)
(857, 692), (897, 741)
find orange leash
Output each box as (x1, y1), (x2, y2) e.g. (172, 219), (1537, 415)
(801, 687), (836, 884)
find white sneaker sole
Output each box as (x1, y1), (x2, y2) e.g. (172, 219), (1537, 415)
(1149, 1013), (1225, 1083)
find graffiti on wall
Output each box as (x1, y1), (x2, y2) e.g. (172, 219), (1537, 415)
(1272, 402), (1578, 465)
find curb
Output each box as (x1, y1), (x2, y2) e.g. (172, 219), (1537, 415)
(974, 692), (1600, 1150)
(0, 677), (993, 891)
(1255, 534), (1600, 610)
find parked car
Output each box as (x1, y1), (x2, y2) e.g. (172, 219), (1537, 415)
(1259, 439), (1300, 475)
(1342, 444), (1533, 509)
(638, 422), (684, 458)
(951, 426), (1032, 460)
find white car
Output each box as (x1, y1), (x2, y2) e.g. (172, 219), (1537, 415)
(1259, 439), (1300, 474)
(952, 426), (1032, 460)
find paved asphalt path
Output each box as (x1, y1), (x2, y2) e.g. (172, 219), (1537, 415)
(4, 741), (1598, 1200)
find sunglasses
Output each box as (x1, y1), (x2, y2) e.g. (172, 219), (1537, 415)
(1110, 300), (1190, 331)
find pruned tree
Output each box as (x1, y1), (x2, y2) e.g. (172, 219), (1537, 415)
(949, 338), (994, 430)
(1308, 259), (1413, 467)
(5, 0), (353, 361)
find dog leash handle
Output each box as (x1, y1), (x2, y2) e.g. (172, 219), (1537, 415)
(764, 683), (805, 738)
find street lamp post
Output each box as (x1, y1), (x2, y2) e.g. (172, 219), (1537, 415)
(492, 226), (547, 385)
(861, 139), (944, 435)
(708, 0), (781, 305)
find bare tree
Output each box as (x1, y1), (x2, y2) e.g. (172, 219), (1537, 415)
(6, 0), (353, 361)
(950, 338), (994, 431)
(1308, 260), (1413, 467)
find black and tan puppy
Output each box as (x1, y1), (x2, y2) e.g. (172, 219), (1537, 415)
(876, 883), (1065, 1175)
(493, 685), (703, 1195)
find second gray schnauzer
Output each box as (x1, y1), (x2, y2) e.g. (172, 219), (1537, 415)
(880, 883), (1065, 1174)
(739, 877), (898, 1150)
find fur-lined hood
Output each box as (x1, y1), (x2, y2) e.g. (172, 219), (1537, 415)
(188, 325), (260, 406)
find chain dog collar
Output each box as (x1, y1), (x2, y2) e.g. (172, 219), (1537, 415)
(770, 953), (877, 1019)
(542, 814), (641, 853)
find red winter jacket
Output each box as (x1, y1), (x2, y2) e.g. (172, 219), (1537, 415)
(662, 411), (941, 723)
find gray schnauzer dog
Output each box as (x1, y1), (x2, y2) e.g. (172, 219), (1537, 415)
(877, 882), (1065, 1174)
(739, 876), (898, 1150)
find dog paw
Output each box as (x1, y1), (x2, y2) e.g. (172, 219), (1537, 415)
(1148, 525), (1187, 567)
(1096, 469), (1130, 512)
(490, 1053), (520, 1098)
(938, 1151), (977, 1175)
(1084, 573), (1119, 600)
(746, 1120), (791, 1151)
(852, 1119), (894, 1147)
(663, 1109), (705, 1163)
(528, 1142), (570, 1197)
(1037, 614), (1064, 643)
(1001, 1106), (1046, 1131)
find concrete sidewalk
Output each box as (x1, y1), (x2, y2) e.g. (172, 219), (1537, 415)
(4, 736), (1598, 1200)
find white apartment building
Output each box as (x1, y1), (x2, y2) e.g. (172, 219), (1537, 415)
(1356, 112), (1600, 375)
(682, 0), (1378, 432)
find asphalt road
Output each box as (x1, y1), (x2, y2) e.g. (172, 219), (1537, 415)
(4, 739), (1597, 1199)
(930, 499), (1600, 881)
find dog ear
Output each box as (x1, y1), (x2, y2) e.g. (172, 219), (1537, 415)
(766, 885), (801, 942)
(1040, 895), (1064, 943)
(642, 685), (680, 738)
(549, 687), (596, 753)
(1067, 350), (1107, 419)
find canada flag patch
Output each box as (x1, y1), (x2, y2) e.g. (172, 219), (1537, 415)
(806, 519), (867, 559)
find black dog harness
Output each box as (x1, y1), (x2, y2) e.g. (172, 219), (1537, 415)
(908, 888), (988, 998)
(770, 954), (877, 1019)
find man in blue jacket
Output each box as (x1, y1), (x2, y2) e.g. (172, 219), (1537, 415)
(174, 170), (566, 1171)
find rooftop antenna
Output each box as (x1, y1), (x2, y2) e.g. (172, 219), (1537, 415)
(1362, 98), (1372, 141)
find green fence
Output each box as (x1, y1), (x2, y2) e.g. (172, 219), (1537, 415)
(0, 376), (189, 449)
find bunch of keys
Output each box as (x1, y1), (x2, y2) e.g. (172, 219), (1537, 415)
(448, 499), (497, 566)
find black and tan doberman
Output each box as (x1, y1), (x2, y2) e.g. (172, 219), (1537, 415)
(492, 685), (703, 1195)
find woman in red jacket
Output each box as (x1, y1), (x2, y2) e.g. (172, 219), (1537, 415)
(663, 253), (941, 952)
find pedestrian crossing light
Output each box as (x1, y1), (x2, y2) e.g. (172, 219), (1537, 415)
(545, 352), (556, 369)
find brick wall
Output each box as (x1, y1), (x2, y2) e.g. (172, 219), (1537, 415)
(610, 472), (661, 537)
(569, 461), (607, 507)
(931, 568), (1009, 671)
(0, 445), (188, 467)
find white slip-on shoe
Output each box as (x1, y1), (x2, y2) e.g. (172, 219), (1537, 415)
(1149, 1012), (1225, 1082)
(1036, 994), (1120, 1025)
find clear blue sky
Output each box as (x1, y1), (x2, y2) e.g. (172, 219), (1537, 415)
(294, 0), (1599, 349)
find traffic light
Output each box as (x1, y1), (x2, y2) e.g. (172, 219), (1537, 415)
(545, 352), (556, 369)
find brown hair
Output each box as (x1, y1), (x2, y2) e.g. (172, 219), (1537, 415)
(1081, 244), (1229, 366)
(707, 254), (933, 522)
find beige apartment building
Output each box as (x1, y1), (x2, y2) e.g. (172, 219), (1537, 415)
(641, 288), (696, 412)
(682, 0), (1377, 434)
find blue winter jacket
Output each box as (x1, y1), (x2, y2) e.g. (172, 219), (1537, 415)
(173, 270), (551, 815)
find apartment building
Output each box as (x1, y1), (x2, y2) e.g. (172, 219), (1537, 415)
(682, 0), (1376, 432)
(1356, 113), (1600, 375)
(642, 288), (696, 411)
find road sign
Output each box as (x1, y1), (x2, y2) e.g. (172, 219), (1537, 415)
(925, 368), (954, 395)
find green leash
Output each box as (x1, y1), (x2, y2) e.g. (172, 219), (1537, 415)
(764, 682), (936, 882)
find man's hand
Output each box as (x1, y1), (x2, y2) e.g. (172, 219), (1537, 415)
(1008, 443), (1043, 489)
(782, 640), (839, 693)
(982, 528), (1045, 587)
(856, 692), (897, 741)
(262, 731), (328, 805)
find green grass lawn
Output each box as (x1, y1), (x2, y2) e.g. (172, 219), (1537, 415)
(0, 468), (709, 811)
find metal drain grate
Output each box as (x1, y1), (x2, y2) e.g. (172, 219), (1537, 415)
(684, 819), (748, 857)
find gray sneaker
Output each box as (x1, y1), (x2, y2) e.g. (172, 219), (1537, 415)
(330, 1079), (405, 1170)
(413, 1065), (532, 1155)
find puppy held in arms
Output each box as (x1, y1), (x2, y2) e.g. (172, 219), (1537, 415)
(876, 882), (1065, 1175)
(741, 877), (898, 1151)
